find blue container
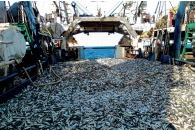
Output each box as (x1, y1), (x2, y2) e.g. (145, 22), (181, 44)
(147, 53), (155, 61)
(160, 54), (171, 64)
(84, 46), (115, 59)
(187, 44), (192, 47)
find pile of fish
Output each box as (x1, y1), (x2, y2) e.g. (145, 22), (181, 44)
(0, 58), (194, 129)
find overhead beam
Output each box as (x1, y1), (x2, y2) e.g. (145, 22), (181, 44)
(64, 17), (138, 40)
(72, 30), (129, 35)
(53, 1), (59, 9)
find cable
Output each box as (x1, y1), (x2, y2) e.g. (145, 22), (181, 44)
(118, 5), (124, 16)
(158, 1), (165, 20)
(121, 65), (172, 88)
(109, 1), (123, 16)
(38, 60), (44, 74)
(105, 81), (119, 87)
(154, 2), (159, 14)
(156, 1), (161, 22)
(105, 1), (121, 16)
(76, 1), (92, 15)
(131, 8), (137, 24)
(169, 1), (177, 14)
(133, 15), (137, 24)
(23, 66), (62, 87)
(188, 66), (195, 72)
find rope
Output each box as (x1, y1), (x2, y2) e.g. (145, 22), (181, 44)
(38, 60), (44, 74)
(105, 82), (119, 87)
(121, 65), (172, 88)
(118, 4), (124, 16)
(105, 1), (121, 16)
(156, 1), (165, 22)
(188, 66), (195, 72)
(156, 1), (161, 22)
(22, 66), (62, 87)
(154, 2), (160, 14)
(169, 1), (176, 13)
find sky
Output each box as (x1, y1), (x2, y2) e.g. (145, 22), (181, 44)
(36, 1), (179, 17)
(9, 1), (179, 47)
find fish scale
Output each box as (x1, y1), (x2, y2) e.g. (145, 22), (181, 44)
(0, 58), (195, 129)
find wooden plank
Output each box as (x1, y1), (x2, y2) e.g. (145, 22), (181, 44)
(126, 54), (138, 58)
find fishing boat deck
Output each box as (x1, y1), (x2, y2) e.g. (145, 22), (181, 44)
(0, 58), (194, 129)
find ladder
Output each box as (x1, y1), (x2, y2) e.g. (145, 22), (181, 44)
(182, 21), (195, 61)
(182, 4), (195, 61)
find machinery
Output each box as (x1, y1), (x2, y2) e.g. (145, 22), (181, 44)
(0, 25), (26, 77)
(118, 35), (133, 46)
(0, 1), (50, 97)
(45, 22), (65, 39)
(0, 2), (27, 77)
